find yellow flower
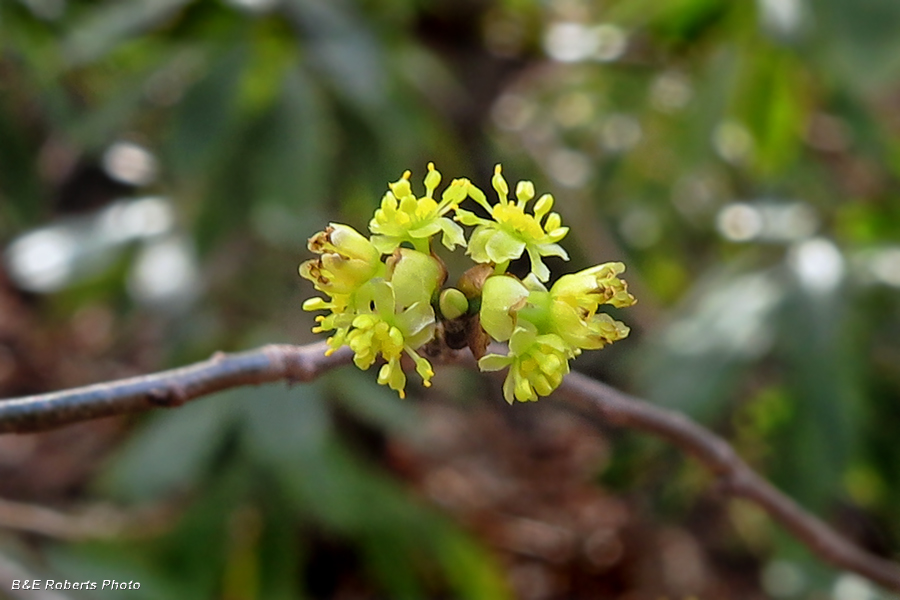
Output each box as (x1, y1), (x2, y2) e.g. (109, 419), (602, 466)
(478, 322), (571, 403)
(346, 280), (437, 398)
(348, 314), (434, 399)
(303, 256), (440, 397)
(547, 263), (635, 350)
(302, 294), (356, 355)
(455, 165), (569, 281)
(299, 223), (382, 295)
(551, 262), (636, 310)
(301, 165), (637, 403)
(369, 163), (469, 254)
(475, 264), (635, 402)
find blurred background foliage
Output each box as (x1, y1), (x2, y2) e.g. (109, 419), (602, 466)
(2, 0), (900, 597)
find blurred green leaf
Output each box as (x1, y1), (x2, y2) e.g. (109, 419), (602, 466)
(0, 97), (44, 228)
(771, 285), (863, 510)
(327, 369), (417, 436)
(283, 0), (387, 109)
(63, 0), (193, 66)
(815, 0), (900, 90)
(99, 391), (241, 502)
(239, 382), (375, 531)
(165, 43), (248, 180)
(633, 0), (730, 44)
(734, 50), (806, 177)
(247, 66), (334, 248)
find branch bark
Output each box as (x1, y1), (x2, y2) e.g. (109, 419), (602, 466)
(0, 342), (352, 434)
(557, 372), (900, 592)
(1, 343), (899, 592)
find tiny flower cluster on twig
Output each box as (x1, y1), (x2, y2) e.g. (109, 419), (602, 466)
(300, 164), (636, 402)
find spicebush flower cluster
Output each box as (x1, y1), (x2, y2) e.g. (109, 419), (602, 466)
(300, 164), (636, 403)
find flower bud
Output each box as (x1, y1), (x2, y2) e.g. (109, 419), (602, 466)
(533, 194), (554, 220)
(439, 288), (469, 320)
(544, 213), (562, 232)
(550, 262), (635, 310)
(515, 180), (535, 203)
(308, 224), (379, 264)
(300, 224), (382, 295)
(299, 258), (372, 295)
(491, 164), (509, 200)
(424, 162), (441, 197)
(546, 263), (635, 349)
(389, 170), (413, 198)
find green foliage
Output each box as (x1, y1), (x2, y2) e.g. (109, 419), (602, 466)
(90, 381), (508, 598)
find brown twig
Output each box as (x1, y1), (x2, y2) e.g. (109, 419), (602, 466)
(556, 372), (900, 592)
(0, 342), (352, 434)
(1, 342), (899, 591)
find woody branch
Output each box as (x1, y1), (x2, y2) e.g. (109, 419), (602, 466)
(0, 343), (898, 592)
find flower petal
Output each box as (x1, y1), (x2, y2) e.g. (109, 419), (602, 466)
(387, 249), (443, 308)
(508, 322), (537, 354)
(370, 235), (401, 255)
(454, 208), (488, 227)
(521, 273), (548, 292)
(396, 301), (436, 339)
(408, 222), (443, 238)
(466, 226), (493, 263)
(502, 371), (516, 404)
(537, 242), (569, 260)
(480, 275), (530, 341)
(478, 353), (512, 372)
(485, 230), (526, 263)
(526, 247), (551, 282)
(438, 218), (467, 250)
